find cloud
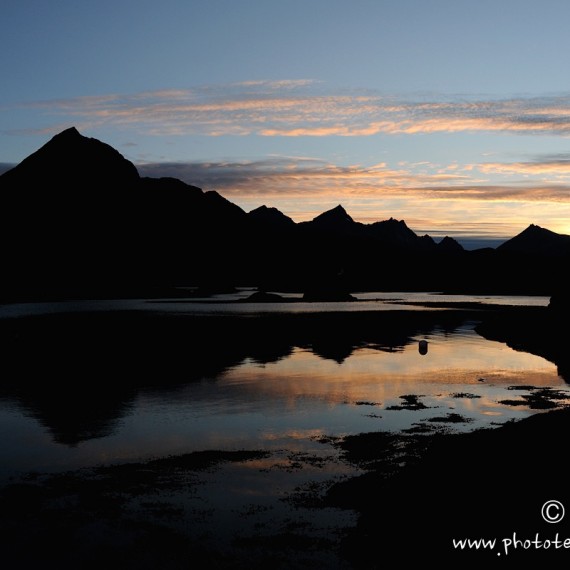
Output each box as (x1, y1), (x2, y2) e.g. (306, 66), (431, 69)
(137, 157), (570, 204)
(2, 122), (98, 137)
(12, 83), (570, 138)
(480, 159), (570, 175)
(414, 184), (570, 202)
(137, 157), (471, 195)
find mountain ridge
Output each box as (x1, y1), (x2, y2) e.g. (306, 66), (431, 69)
(1, 126), (140, 189)
(497, 223), (570, 255)
(1, 127), (564, 251)
(0, 127), (566, 298)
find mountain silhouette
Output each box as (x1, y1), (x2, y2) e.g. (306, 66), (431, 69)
(367, 217), (435, 250)
(497, 223), (570, 255)
(0, 126), (140, 190)
(305, 204), (358, 231)
(0, 127), (566, 299)
(248, 205), (296, 230)
(0, 127), (253, 297)
(437, 235), (464, 252)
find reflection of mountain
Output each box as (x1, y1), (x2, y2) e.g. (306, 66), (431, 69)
(14, 386), (135, 447)
(476, 307), (570, 382)
(1, 127), (568, 298)
(0, 309), (474, 444)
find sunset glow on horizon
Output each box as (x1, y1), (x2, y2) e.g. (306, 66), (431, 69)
(3, 0), (570, 247)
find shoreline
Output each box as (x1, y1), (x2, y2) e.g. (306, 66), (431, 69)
(327, 403), (570, 564)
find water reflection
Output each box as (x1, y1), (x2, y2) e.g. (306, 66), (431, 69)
(6, 385), (135, 446)
(0, 308), (567, 475)
(219, 331), (562, 414)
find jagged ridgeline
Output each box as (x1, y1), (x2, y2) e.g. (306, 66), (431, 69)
(1, 127), (568, 299)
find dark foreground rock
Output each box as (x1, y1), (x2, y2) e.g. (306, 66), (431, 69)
(326, 405), (570, 565)
(242, 290), (286, 302)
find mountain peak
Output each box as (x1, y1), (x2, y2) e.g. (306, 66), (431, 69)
(55, 126), (82, 139)
(514, 224), (559, 240)
(369, 217), (413, 231)
(248, 205), (295, 228)
(498, 223), (570, 255)
(522, 223), (549, 235)
(312, 204), (354, 225)
(332, 204), (349, 214)
(0, 126), (140, 188)
(438, 236), (464, 252)
(366, 217), (425, 249)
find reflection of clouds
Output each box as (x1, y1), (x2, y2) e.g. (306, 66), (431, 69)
(221, 339), (564, 417)
(443, 387), (530, 416)
(6, 329), (562, 473)
(261, 428), (327, 441)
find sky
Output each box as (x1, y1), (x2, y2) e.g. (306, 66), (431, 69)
(3, 0), (570, 248)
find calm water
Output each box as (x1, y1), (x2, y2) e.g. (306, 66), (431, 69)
(0, 289), (550, 320)
(0, 292), (563, 480)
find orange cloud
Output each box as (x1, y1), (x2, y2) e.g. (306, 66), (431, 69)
(138, 157), (570, 202)
(480, 161), (570, 175)
(138, 158), (475, 200)
(16, 84), (570, 138)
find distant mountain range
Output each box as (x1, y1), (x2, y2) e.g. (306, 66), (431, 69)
(1, 127), (568, 300)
